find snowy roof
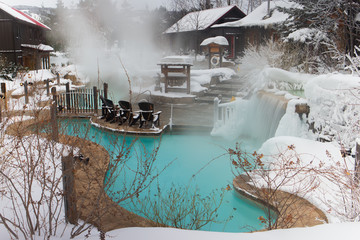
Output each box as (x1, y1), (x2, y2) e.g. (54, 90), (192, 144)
(200, 36), (229, 46)
(0, 1), (51, 30)
(165, 5), (242, 33)
(21, 44), (54, 52)
(158, 56), (193, 65)
(212, 0), (297, 28)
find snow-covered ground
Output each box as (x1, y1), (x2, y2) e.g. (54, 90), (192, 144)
(2, 53), (360, 238)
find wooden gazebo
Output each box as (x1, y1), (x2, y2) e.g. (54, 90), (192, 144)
(158, 56), (193, 94)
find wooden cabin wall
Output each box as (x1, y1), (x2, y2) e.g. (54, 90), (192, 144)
(1, 9), (49, 68)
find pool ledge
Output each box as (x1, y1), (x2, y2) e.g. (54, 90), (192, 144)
(90, 116), (168, 135)
(233, 175), (328, 229)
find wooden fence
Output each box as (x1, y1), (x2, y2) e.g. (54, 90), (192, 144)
(54, 83), (107, 115)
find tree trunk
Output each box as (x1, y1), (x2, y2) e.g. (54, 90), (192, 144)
(206, 0), (211, 9)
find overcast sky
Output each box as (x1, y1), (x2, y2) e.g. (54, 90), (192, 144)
(0, 0), (167, 9)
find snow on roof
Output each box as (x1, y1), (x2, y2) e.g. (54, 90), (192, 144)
(0, 1), (51, 30)
(212, 0), (297, 28)
(21, 44), (54, 52)
(165, 5), (239, 33)
(200, 36), (229, 46)
(158, 56), (193, 65)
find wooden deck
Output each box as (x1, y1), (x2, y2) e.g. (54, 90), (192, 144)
(90, 115), (168, 135)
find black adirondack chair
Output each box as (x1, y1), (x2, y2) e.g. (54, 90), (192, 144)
(99, 95), (116, 122)
(138, 101), (161, 128)
(118, 100), (140, 126)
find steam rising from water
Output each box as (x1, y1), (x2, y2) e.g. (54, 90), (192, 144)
(62, 4), (164, 100)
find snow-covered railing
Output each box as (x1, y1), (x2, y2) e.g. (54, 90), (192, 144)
(213, 97), (237, 130)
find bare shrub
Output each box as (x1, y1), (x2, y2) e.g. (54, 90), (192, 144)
(228, 143), (322, 229)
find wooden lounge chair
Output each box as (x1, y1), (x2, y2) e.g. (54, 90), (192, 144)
(118, 100), (139, 126)
(138, 101), (162, 128)
(99, 95), (117, 122)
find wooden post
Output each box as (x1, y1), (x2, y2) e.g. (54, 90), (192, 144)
(51, 87), (59, 142)
(66, 82), (70, 110)
(24, 81), (29, 104)
(1, 83), (7, 110)
(186, 65), (191, 94)
(62, 154), (78, 224)
(57, 72), (60, 86)
(93, 86), (98, 114)
(219, 47), (223, 68)
(355, 140), (360, 186)
(45, 79), (50, 96)
(164, 65), (169, 93)
(208, 47), (212, 69)
(103, 83), (108, 99)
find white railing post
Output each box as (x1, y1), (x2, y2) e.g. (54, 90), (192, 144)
(214, 97), (219, 127)
(213, 97), (238, 132)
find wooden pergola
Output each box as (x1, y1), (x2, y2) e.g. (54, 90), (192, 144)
(158, 56), (193, 94)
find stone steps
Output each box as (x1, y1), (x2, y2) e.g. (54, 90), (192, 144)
(195, 77), (244, 103)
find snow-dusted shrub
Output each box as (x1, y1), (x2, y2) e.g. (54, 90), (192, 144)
(237, 40), (310, 93)
(305, 73), (360, 148)
(345, 46), (360, 76)
(0, 118), (73, 240)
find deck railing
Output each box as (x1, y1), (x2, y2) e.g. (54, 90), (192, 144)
(54, 83), (105, 115)
(213, 97), (237, 130)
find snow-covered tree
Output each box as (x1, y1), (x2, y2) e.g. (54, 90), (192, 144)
(278, 0), (360, 72)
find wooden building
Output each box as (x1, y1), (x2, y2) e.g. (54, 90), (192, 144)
(0, 2), (53, 70)
(164, 5), (246, 59)
(211, 1), (290, 58)
(164, 1), (294, 60)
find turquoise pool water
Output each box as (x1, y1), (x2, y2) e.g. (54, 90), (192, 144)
(60, 118), (266, 232)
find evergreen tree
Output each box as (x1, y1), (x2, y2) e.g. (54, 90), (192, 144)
(279, 0), (360, 55)
(277, 0), (360, 71)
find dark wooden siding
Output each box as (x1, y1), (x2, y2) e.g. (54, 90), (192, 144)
(164, 7), (247, 58)
(1, 8), (50, 66)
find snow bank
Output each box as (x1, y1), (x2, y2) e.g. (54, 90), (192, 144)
(275, 98), (313, 139)
(191, 68), (236, 85)
(21, 69), (55, 82)
(86, 222), (360, 240)
(258, 136), (356, 223)
(305, 73), (360, 147)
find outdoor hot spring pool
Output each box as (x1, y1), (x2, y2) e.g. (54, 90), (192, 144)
(60, 118), (268, 232)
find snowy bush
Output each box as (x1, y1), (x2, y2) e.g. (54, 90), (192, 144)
(0, 118), (73, 239)
(305, 73), (360, 148)
(345, 46), (360, 76)
(237, 40), (312, 94)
